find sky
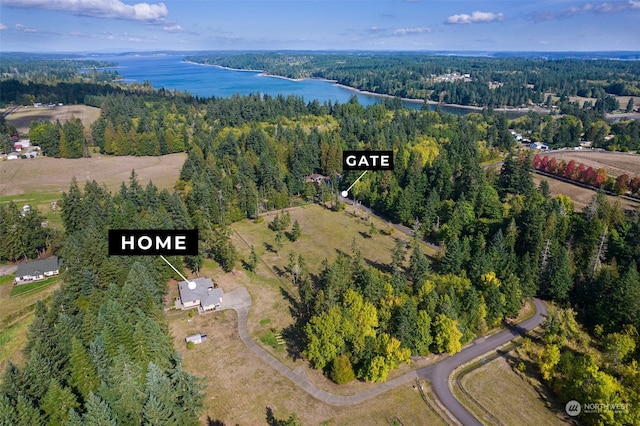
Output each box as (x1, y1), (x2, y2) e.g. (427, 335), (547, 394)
(1, 0), (639, 52)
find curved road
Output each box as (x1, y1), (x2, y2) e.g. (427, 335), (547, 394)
(229, 292), (547, 422)
(417, 298), (548, 425)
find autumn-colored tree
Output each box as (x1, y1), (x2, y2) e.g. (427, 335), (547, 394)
(594, 168), (607, 188)
(614, 174), (630, 194)
(564, 159), (577, 180)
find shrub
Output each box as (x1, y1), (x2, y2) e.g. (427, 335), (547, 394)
(186, 341), (195, 349)
(331, 355), (355, 384)
(188, 310), (195, 318)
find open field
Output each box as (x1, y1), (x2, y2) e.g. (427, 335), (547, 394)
(0, 272), (59, 372)
(0, 153), (186, 197)
(533, 174), (639, 212)
(545, 151), (640, 177)
(455, 356), (567, 426)
(4, 105), (101, 133)
(167, 204), (445, 424)
(168, 305), (445, 426)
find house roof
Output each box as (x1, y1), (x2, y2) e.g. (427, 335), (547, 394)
(16, 256), (61, 277)
(178, 277), (223, 307)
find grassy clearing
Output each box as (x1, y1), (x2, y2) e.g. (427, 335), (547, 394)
(533, 174), (638, 212)
(5, 105), (101, 133)
(0, 153), (186, 198)
(545, 151), (640, 177)
(10, 276), (58, 297)
(455, 356), (567, 426)
(166, 204), (444, 424)
(168, 307), (444, 425)
(0, 314), (33, 373)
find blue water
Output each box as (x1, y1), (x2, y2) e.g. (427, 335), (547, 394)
(89, 54), (424, 108)
(89, 54), (528, 117)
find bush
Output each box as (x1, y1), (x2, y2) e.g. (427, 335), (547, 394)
(253, 216), (264, 224)
(186, 341), (195, 349)
(188, 310), (195, 318)
(331, 355), (355, 384)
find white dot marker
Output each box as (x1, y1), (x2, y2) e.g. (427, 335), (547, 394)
(341, 190), (348, 197)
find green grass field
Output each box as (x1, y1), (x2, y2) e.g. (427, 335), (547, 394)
(10, 276), (58, 297)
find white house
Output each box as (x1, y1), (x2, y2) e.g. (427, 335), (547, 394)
(177, 277), (224, 313)
(7, 152), (20, 160)
(530, 142), (549, 150)
(15, 256), (62, 285)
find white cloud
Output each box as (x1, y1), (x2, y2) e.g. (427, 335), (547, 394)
(163, 24), (182, 33)
(0, 23), (7, 30)
(394, 27), (430, 35)
(446, 11), (505, 25)
(2, 0), (168, 22)
(15, 23), (37, 32)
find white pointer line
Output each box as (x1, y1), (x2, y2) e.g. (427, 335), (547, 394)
(344, 170), (368, 195)
(160, 254), (190, 282)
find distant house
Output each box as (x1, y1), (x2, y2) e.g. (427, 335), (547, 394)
(177, 277), (224, 313)
(7, 152), (20, 160)
(14, 144), (22, 152)
(185, 334), (207, 345)
(530, 142), (549, 150)
(305, 173), (329, 184)
(15, 256), (62, 285)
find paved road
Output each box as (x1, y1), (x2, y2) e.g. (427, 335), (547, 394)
(416, 298), (548, 425)
(0, 265), (17, 276)
(226, 288), (547, 421)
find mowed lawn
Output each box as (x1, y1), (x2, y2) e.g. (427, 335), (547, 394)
(457, 356), (567, 426)
(167, 204), (444, 425)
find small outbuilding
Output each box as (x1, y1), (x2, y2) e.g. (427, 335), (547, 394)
(185, 334), (208, 345)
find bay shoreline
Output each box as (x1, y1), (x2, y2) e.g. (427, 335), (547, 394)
(185, 59), (548, 114)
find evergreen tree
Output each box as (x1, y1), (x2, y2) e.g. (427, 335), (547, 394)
(41, 378), (79, 426)
(83, 393), (118, 426)
(408, 241), (430, 285)
(69, 337), (100, 400)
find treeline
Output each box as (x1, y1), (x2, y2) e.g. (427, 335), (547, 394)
(0, 54), (119, 85)
(0, 175), (204, 424)
(533, 154), (640, 195)
(0, 80), (126, 107)
(185, 53), (640, 108)
(0, 203), (55, 262)
(29, 118), (88, 158)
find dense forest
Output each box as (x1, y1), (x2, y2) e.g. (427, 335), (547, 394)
(186, 53), (640, 108)
(1, 176), (204, 425)
(1, 56), (639, 424)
